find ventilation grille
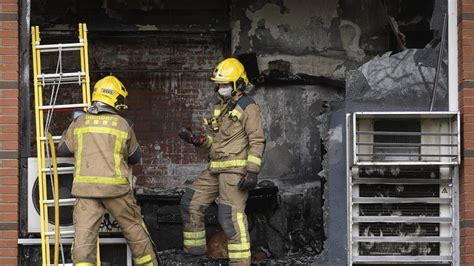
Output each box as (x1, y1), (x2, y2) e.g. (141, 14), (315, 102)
(352, 112), (460, 165)
(358, 165), (440, 178)
(359, 223), (440, 256)
(359, 204), (440, 217)
(348, 112), (459, 265)
(358, 242), (440, 256)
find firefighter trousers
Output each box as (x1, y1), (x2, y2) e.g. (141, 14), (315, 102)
(73, 190), (158, 265)
(180, 170), (250, 265)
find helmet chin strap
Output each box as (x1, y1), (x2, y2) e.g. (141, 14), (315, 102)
(218, 91), (243, 104)
(217, 94), (230, 102)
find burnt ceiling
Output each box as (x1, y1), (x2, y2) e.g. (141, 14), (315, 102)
(31, 0), (230, 31)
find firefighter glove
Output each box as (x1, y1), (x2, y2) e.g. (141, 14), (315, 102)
(238, 172), (258, 191)
(178, 127), (206, 147)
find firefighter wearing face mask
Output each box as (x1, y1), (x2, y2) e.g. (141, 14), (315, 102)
(178, 58), (265, 265)
(57, 75), (158, 266)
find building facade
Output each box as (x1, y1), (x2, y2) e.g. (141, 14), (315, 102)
(1, 0), (474, 264)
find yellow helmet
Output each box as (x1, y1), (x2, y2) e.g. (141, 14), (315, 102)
(210, 58), (249, 92)
(91, 75), (128, 110)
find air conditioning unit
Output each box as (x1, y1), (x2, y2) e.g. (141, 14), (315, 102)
(28, 157), (122, 234)
(347, 112), (460, 265)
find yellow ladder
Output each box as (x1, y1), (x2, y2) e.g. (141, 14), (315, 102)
(31, 23), (99, 266)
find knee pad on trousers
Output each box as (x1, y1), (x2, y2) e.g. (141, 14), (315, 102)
(218, 203), (237, 238)
(180, 188), (195, 223)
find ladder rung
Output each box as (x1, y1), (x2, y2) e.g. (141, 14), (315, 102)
(37, 72), (85, 79)
(36, 42), (84, 53)
(40, 136), (62, 143)
(43, 198), (76, 207)
(45, 230), (74, 237)
(37, 72), (85, 85)
(39, 81), (88, 86)
(42, 166), (75, 174)
(39, 103), (88, 110)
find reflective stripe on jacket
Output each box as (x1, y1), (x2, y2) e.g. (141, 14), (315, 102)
(207, 94), (265, 174)
(60, 113), (140, 198)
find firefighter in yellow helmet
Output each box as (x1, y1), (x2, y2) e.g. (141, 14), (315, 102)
(179, 58), (266, 265)
(57, 75), (158, 265)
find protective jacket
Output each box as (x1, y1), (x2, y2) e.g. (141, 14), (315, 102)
(204, 94), (265, 175)
(180, 93), (265, 265)
(59, 109), (140, 198)
(58, 106), (157, 265)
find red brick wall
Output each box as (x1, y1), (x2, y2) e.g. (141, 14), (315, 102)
(460, 0), (474, 264)
(0, 0), (19, 264)
(34, 34), (225, 192)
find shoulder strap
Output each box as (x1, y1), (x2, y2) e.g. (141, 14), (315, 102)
(236, 95), (255, 111)
(227, 95), (255, 121)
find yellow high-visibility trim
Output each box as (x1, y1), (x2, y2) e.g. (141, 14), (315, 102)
(228, 250), (251, 259)
(228, 213), (251, 259)
(210, 159), (247, 169)
(74, 126), (127, 178)
(213, 108), (221, 117)
(114, 133), (123, 177)
(142, 222), (151, 235)
(76, 131), (84, 176)
(237, 213), (248, 243)
(76, 263), (95, 266)
(228, 242), (250, 251)
(247, 155), (261, 166)
(184, 231), (206, 239)
(184, 238), (206, 246)
(74, 176), (129, 184)
(203, 135), (213, 149)
(230, 109), (241, 119)
(133, 254), (152, 264)
(74, 126), (128, 139)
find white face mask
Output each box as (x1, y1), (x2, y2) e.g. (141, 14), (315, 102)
(217, 85), (233, 98)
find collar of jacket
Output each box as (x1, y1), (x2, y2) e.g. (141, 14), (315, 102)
(220, 92), (243, 105)
(219, 93), (245, 116)
(87, 102), (117, 115)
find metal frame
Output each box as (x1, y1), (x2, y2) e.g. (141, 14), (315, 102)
(353, 256), (452, 264)
(347, 112), (460, 265)
(346, 113), (353, 266)
(452, 166), (460, 266)
(19, 0), (32, 239)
